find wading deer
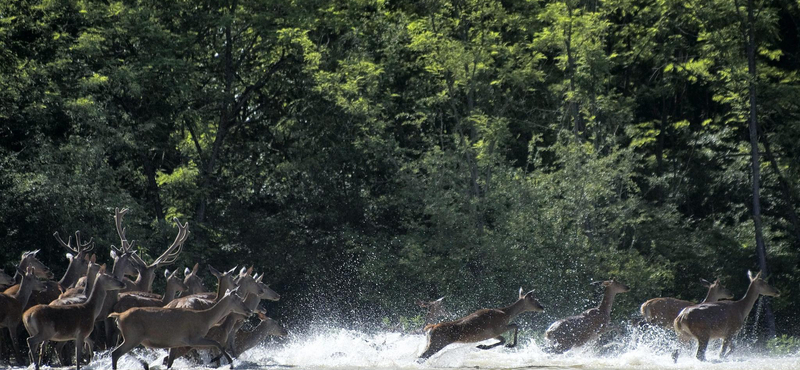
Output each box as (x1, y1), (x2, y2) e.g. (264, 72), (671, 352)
(640, 278), (733, 328)
(53, 231), (95, 290)
(4, 251), (59, 308)
(123, 218), (189, 293)
(672, 270), (780, 362)
(164, 265), (239, 309)
(183, 263), (206, 295)
(0, 267), (44, 365)
(48, 261), (103, 366)
(24, 271), (126, 370)
(233, 311), (287, 355)
(416, 296), (447, 329)
(164, 269), (279, 366)
(544, 279), (630, 354)
(113, 269), (188, 313)
(110, 287), (253, 370)
(419, 288), (544, 361)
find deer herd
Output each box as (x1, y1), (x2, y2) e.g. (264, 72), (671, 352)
(0, 208), (784, 369)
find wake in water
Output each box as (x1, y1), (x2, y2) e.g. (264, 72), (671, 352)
(22, 326), (799, 370)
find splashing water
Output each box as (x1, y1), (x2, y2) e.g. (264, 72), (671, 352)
(18, 326), (799, 370)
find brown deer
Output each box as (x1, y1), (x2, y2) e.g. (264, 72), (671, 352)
(419, 288), (544, 361)
(123, 218), (189, 293)
(164, 265), (239, 309)
(164, 269), (279, 366)
(640, 278), (733, 328)
(0, 267), (44, 365)
(672, 270), (780, 362)
(416, 296), (447, 329)
(544, 279), (629, 354)
(233, 311), (287, 356)
(113, 269), (188, 312)
(110, 287), (253, 370)
(183, 263), (206, 295)
(4, 251), (58, 308)
(0, 270), (13, 289)
(53, 231), (95, 290)
(24, 270), (126, 370)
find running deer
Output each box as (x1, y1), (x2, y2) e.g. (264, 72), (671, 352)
(123, 218), (189, 293)
(233, 311), (287, 355)
(419, 288), (544, 361)
(24, 270), (126, 370)
(164, 269), (279, 366)
(113, 269), (188, 313)
(640, 278), (733, 328)
(0, 267), (44, 365)
(110, 287), (253, 370)
(183, 263), (206, 295)
(672, 270), (780, 362)
(164, 265), (239, 309)
(53, 231), (95, 290)
(416, 296), (447, 329)
(544, 279), (630, 353)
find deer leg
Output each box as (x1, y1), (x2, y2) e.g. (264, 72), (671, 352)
(505, 324), (520, 348)
(75, 335), (84, 370)
(694, 336), (709, 362)
(720, 336), (734, 359)
(112, 338), (141, 370)
(184, 337), (234, 368)
(27, 334), (45, 370)
(7, 324), (24, 365)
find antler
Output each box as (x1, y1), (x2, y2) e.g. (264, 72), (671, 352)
(114, 207), (134, 252)
(74, 231), (95, 253)
(53, 232), (75, 253)
(152, 218), (189, 267)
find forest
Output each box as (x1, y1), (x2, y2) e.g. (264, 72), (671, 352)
(1, 0), (799, 348)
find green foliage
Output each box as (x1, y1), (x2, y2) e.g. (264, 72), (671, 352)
(1, 0), (799, 340)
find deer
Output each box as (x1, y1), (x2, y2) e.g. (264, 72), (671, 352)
(0, 270), (13, 289)
(544, 279), (630, 354)
(164, 268), (279, 366)
(416, 296), (447, 329)
(0, 267), (44, 365)
(183, 263), (206, 295)
(640, 278), (733, 328)
(122, 218), (189, 294)
(47, 260), (104, 366)
(672, 270), (780, 362)
(164, 265), (239, 310)
(110, 287), (253, 370)
(113, 269), (188, 313)
(418, 288), (544, 361)
(53, 231), (96, 290)
(233, 311), (287, 356)
(4, 251), (59, 309)
(24, 270), (126, 370)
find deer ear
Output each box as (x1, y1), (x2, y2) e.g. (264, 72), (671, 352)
(748, 270), (754, 281)
(91, 254), (97, 263)
(246, 266), (253, 276)
(164, 269), (170, 278)
(239, 266), (247, 277)
(255, 274), (263, 283)
(208, 265), (222, 278)
(66, 253), (74, 261)
(192, 263), (199, 273)
(699, 278), (711, 287)
(519, 287), (524, 298)
(110, 249), (118, 259)
(184, 267), (191, 276)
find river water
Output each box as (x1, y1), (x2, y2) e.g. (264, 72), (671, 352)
(76, 327), (800, 370)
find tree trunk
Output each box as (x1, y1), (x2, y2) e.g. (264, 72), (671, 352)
(746, 0), (775, 338)
(762, 132), (800, 246)
(140, 151), (165, 225)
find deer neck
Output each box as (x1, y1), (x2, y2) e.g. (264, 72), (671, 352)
(734, 281), (763, 319)
(500, 299), (528, 320)
(13, 279), (36, 309)
(134, 267), (156, 293)
(161, 281), (181, 306)
(700, 287), (716, 303)
(59, 258), (84, 289)
(201, 295), (236, 328)
(598, 289), (617, 315)
(86, 279), (110, 321)
(215, 278), (233, 302)
(243, 292), (261, 311)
